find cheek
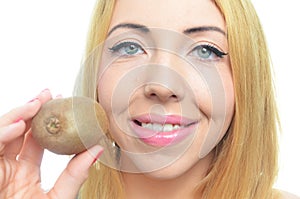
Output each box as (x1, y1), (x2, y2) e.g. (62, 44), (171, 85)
(97, 76), (111, 112)
(97, 69), (119, 114)
(97, 67), (139, 143)
(97, 73), (127, 146)
(188, 64), (234, 158)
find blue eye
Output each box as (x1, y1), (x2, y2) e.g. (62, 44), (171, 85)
(190, 44), (227, 60)
(109, 41), (145, 56)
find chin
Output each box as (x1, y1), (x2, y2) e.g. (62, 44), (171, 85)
(129, 148), (203, 179)
(143, 163), (193, 180)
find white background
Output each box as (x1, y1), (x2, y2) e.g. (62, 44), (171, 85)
(0, 0), (299, 196)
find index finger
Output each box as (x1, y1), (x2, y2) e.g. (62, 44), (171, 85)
(0, 89), (52, 127)
(0, 99), (41, 127)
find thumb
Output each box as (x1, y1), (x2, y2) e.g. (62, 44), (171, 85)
(47, 145), (104, 199)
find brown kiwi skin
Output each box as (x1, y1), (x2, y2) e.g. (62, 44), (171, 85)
(31, 96), (108, 155)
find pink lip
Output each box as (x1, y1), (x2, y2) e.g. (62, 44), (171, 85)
(130, 114), (198, 147)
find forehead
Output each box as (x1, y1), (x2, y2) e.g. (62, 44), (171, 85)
(109, 0), (226, 33)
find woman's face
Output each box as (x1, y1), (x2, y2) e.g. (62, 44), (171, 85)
(97, 0), (234, 177)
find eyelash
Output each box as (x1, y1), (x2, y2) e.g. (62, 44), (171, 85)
(108, 41), (145, 56)
(108, 41), (227, 60)
(190, 44), (227, 59)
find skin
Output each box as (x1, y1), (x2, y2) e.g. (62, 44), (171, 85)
(97, 0), (234, 198)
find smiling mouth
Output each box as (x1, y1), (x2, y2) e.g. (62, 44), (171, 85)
(133, 120), (195, 132)
(134, 120), (184, 132)
(130, 115), (198, 147)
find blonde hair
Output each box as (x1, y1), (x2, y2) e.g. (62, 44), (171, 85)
(76, 0), (280, 198)
(76, 1), (124, 198)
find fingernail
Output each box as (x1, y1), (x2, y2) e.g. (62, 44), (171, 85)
(13, 117), (23, 123)
(27, 97), (39, 103)
(92, 149), (104, 165)
(41, 88), (50, 92)
(55, 94), (63, 98)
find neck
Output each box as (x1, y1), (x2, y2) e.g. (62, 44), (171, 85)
(122, 151), (214, 199)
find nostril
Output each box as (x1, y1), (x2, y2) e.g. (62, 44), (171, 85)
(144, 84), (181, 102)
(150, 93), (177, 98)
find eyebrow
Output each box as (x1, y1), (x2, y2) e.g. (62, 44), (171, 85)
(183, 26), (226, 36)
(107, 23), (226, 37)
(107, 23), (150, 36)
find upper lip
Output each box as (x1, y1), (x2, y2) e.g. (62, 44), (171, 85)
(131, 114), (198, 127)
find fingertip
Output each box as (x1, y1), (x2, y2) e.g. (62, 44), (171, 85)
(25, 97), (41, 108)
(89, 145), (105, 166)
(41, 88), (50, 92)
(26, 97), (39, 104)
(65, 145), (104, 178)
(37, 88), (53, 103)
(72, 145), (104, 168)
(55, 94), (63, 99)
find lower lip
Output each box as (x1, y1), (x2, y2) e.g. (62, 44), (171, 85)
(130, 122), (197, 147)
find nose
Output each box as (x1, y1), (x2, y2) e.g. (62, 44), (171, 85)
(142, 50), (187, 103)
(142, 63), (185, 103)
(144, 83), (180, 102)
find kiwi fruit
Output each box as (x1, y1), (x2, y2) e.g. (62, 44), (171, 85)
(31, 96), (108, 155)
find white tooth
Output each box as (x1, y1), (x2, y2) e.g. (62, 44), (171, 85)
(145, 123), (153, 130)
(163, 124), (173, 132)
(173, 124), (180, 130)
(153, 123), (163, 131)
(142, 123), (147, 128)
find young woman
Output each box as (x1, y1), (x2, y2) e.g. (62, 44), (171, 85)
(0, 0), (299, 198)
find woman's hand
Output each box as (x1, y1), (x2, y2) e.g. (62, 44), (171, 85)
(0, 89), (104, 199)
